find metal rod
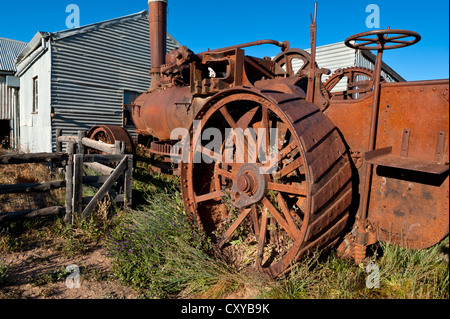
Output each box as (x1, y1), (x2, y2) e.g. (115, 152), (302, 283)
(204, 39), (290, 54)
(306, 3), (318, 103)
(359, 49), (384, 223)
(313, 2), (318, 23)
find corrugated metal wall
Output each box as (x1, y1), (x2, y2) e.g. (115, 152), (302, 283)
(355, 51), (399, 82)
(290, 42), (403, 94)
(0, 76), (19, 149)
(50, 12), (180, 150)
(292, 42), (356, 92)
(0, 76), (17, 120)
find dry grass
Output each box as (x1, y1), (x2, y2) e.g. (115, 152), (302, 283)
(0, 162), (65, 213)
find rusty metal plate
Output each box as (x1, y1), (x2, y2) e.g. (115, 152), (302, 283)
(365, 147), (449, 175)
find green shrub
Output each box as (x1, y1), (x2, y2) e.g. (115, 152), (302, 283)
(105, 189), (209, 297)
(0, 256), (10, 284)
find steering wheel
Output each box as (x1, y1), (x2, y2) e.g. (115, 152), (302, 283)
(345, 29), (421, 51)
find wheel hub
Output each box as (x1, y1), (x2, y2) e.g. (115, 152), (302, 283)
(237, 173), (257, 194)
(231, 164), (268, 208)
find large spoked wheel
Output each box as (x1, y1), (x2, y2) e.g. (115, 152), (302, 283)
(181, 90), (354, 278)
(345, 29), (421, 51)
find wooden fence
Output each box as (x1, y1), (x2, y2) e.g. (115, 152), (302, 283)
(0, 130), (133, 223)
(0, 152), (67, 222)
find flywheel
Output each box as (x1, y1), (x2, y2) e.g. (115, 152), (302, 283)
(324, 67), (385, 100)
(180, 87), (354, 278)
(272, 48), (312, 77)
(87, 125), (136, 155)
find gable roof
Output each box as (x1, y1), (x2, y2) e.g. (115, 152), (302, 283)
(15, 10), (181, 66)
(0, 37), (28, 72)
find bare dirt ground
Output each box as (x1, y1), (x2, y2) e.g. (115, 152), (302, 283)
(1, 241), (140, 299)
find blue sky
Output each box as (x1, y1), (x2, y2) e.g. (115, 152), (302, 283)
(0, 0), (448, 81)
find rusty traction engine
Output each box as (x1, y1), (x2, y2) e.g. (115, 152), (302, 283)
(88, 0), (449, 277)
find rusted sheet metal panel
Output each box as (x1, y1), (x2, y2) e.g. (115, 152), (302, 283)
(375, 80), (449, 164)
(326, 79), (449, 249)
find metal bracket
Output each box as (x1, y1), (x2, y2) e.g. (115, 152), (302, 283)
(400, 129), (410, 158)
(435, 131), (446, 164)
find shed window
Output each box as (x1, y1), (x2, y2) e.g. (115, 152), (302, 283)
(123, 90), (141, 126)
(32, 77), (38, 113)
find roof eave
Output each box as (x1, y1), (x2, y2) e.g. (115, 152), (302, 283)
(15, 31), (50, 65)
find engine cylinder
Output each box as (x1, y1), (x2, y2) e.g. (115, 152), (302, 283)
(132, 86), (195, 140)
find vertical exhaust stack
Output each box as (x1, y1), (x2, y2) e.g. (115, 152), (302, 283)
(148, 0), (168, 91)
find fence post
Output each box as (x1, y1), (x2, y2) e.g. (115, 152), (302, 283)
(115, 140), (125, 155)
(124, 155), (133, 208)
(56, 129), (62, 153)
(64, 142), (75, 223)
(72, 154), (84, 219)
(77, 130), (86, 154)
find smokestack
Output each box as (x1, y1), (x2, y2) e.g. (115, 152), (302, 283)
(148, 0), (168, 90)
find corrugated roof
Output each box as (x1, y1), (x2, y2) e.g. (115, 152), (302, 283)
(51, 10), (149, 40)
(0, 37), (27, 72)
(16, 10), (181, 67)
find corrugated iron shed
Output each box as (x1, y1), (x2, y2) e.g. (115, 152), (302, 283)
(1, 38), (26, 149)
(15, 11), (181, 152)
(0, 38), (27, 73)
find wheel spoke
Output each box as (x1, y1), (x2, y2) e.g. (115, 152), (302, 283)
(220, 107), (238, 129)
(356, 40), (378, 47)
(389, 39), (413, 44)
(385, 34), (411, 41)
(277, 193), (302, 235)
(255, 208), (268, 267)
(218, 207), (252, 248)
(250, 204), (260, 241)
(276, 122), (288, 151)
(262, 197), (297, 240)
(216, 167), (234, 179)
(277, 157), (303, 178)
(278, 140), (298, 161)
(195, 190), (225, 203)
(285, 56), (293, 76)
(354, 37), (378, 43)
(237, 106), (259, 130)
(267, 182), (306, 196)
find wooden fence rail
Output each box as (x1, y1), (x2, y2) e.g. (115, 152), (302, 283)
(0, 152), (67, 165)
